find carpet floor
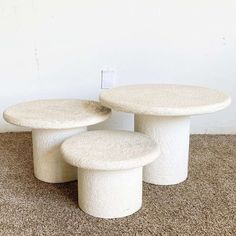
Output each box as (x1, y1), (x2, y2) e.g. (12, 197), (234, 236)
(0, 132), (235, 236)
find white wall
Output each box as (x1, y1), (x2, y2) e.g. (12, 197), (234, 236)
(0, 0), (235, 133)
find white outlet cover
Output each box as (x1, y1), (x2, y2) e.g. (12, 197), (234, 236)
(101, 70), (115, 89)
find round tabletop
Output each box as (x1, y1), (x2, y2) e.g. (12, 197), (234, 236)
(3, 99), (111, 129)
(100, 84), (231, 116)
(61, 130), (160, 171)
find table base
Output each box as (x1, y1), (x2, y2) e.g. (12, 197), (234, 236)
(135, 114), (190, 185)
(32, 127), (87, 183)
(77, 168), (142, 218)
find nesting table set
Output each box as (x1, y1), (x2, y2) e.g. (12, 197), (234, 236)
(3, 84), (231, 219)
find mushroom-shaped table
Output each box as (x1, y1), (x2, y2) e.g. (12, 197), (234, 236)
(61, 130), (160, 218)
(100, 84), (231, 185)
(3, 99), (111, 183)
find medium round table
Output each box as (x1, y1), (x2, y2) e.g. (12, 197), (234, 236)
(100, 84), (231, 185)
(4, 99), (111, 183)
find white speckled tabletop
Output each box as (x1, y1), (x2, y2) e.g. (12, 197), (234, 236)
(4, 99), (111, 129)
(100, 84), (231, 116)
(61, 130), (160, 171)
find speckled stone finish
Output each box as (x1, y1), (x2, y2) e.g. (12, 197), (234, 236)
(3, 99), (112, 183)
(61, 130), (160, 218)
(100, 84), (231, 116)
(3, 99), (111, 129)
(61, 130), (160, 171)
(99, 84), (231, 185)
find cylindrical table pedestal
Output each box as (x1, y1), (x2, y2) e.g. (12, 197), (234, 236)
(135, 115), (190, 185)
(77, 167), (142, 219)
(32, 127), (87, 183)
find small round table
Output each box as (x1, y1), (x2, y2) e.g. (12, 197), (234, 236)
(4, 99), (111, 183)
(61, 130), (160, 218)
(100, 84), (231, 185)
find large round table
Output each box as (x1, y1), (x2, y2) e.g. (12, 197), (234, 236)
(100, 84), (231, 185)
(4, 99), (111, 183)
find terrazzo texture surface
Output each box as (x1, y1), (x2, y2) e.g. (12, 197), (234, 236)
(0, 132), (235, 235)
(4, 99), (111, 129)
(100, 84), (231, 116)
(61, 130), (160, 170)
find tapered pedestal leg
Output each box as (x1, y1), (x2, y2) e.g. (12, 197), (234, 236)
(77, 168), (142, 219)
(135, 115), (190, 185)
(32, 127), (87, 183)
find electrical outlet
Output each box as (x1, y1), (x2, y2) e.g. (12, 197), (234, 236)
(101, 69), (115, 89)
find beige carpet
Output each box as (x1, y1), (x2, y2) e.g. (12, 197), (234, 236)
(0, 133), (235, 236)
